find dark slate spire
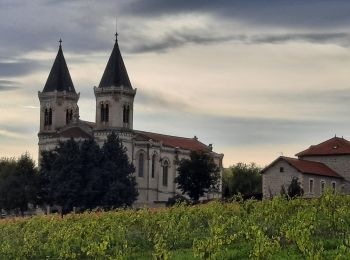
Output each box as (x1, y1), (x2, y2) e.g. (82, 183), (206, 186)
(43, 39), (76, 93)
(98, 33), (132, 89)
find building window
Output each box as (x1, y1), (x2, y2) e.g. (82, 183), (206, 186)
(332, 181), (336, 194)
(163, 160), (169, 186)
(138, 153), (144, 177)
(279, 167), (284, 172)
(105, 104), (109, 122)
(44, 109), (49, 126)
(321, 181), (325, 194)
(66, 109), (73, 124)
(309, 179), (314, 193)
(126, 106), (130, 123)
(151, 154), (156, 178)
(123, 105), (130, 124)
(101, 103), (109, 123)
(100, 104), (105, 122)
(48, 108), (52, 125)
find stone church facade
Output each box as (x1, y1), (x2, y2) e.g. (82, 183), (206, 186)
(38, 35), (223, 207)
(262, 137), (350, 199)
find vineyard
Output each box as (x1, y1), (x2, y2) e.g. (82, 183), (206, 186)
(1, 193), (350, 259)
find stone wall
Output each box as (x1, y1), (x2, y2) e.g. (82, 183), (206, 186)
(262, 160), (301, 199)
(302, 173), (344, 198)
(299, 155), (350, 193)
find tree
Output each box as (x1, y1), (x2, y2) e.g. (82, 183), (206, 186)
(0, 154), (38, 214)
(38, 133), (138, 214)
(80, 138), (104, 210)
(222, 163), (262, 199)
(39, 138), (83, 214)
(100, 132), (138, 209)
(175, 151), (220, 203)
(287, 177), (304, 199)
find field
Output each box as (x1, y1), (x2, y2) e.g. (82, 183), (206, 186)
(1, 193), (350, 259)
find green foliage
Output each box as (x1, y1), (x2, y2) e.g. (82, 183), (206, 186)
(222, 162), (262, 198)
(175, 151), (220, 202)
(0, 154), (38, 213)
(39, 133), (138, 213)
(1, 192), (350, 258)
(100, 132), (138, 209)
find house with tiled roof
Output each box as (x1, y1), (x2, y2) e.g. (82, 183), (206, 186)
(38, 35), (223, 207)
(262, 136), (350, 199)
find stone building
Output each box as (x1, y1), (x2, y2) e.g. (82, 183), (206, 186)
(262, 136), (350, 198)
(38, 36), (223, 207)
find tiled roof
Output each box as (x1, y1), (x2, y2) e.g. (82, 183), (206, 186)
(43, 44), (76, 93)
(134, 130), (210, 151)
(79, 120), (96, 128)
(98, 39), (132, 89)
(56, 127), (92, 139)
(296, 137), (350, 157)
(262, 156), (343, 179)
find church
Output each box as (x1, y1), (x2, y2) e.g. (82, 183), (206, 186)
(38, 33), (223, 207)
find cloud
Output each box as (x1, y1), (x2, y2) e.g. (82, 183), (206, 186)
(0, 129), (27, 139)
(247, 33), (350, 47)
(0, 60), (43, 77)
(134, 110), (335, 149)
(124, 0), (350, 29)
(135, 88), (193, 111)
(125, 31), (350, 54)
(0, 80), (19, 91)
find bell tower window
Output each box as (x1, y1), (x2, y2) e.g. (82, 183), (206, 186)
(100, 104), (105, 122)
(126, 106), (130, 123)
(100, 103), (109, 123)
(44, 109), (49, 126)
(123, 105), (130, 125)
(66, 109), (73, 124)
(48, 108), (52, 125)
(105, 104), (109, 122)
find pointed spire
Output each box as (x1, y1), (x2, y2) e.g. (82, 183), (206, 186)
(98, 32), (132, 89)
(43, 39), (76, 93)
(115, 17), (118, 41)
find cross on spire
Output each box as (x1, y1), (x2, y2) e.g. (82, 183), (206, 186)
(115, 17), (118, 41)
(59, 38), (62, 47)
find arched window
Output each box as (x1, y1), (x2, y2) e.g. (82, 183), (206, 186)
(123, 105), (126, 123)
(151, 154), (156, 178)
(44, 109), (48, 126)
(138, 153), (144, 177)
(105, 104), (109, 122)
(126, 106), (130, 123)
(163, 160), (169, 186)
(48, 108), (52, 125)
(123, 105), (130, 124)
(100, 104), (105, 122)
(66, 109), (73, 124)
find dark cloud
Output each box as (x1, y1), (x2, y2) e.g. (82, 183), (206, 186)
(0, 80), (19, 91)
(134, 111), (340, 149)
(136, 89), (192, 110)
(124, 29), (233, 53)
(0, 60), (44, 77)
(1, 0), (350, 60)
(124, 31), (350, 54)
(245, 33), (350, 46)
(124, 0), (350, 29)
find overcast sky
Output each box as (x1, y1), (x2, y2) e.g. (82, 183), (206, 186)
(1, 0), (350, 167)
